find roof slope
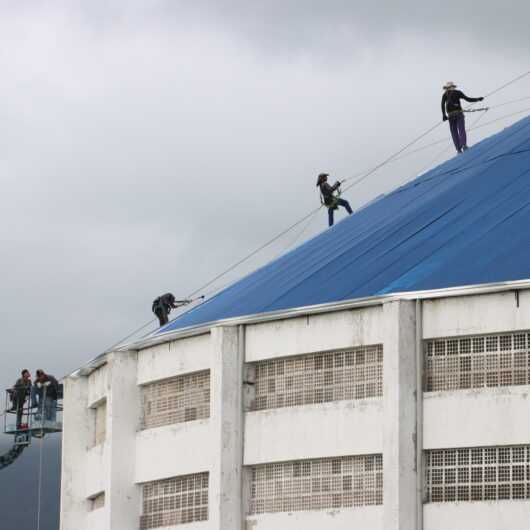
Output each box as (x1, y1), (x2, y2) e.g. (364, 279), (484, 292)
(163, 115), (530, 333)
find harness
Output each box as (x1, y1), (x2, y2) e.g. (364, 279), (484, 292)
(448, 107), (489, 118)
(320, 185), (342, 210)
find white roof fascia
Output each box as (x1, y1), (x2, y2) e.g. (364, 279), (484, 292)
(70, 278), (530, 378)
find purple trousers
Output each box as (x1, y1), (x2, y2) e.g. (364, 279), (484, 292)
(449, 112), (467, 152)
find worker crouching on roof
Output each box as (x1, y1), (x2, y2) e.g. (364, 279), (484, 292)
(152, 293), (190, 327)
(441, 81), (484, 154)
(317, 173), (353, 227)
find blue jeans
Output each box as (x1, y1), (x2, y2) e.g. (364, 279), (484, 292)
(43, 397), (57, 421)
(34, 388), (56, 421)
(30, 386), (39, 408)
(328, 198), (353, 226)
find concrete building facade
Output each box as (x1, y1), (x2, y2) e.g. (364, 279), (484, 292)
(60, 281), (530, 530)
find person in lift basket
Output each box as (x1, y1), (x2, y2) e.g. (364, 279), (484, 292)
(34, 369), (60, 422)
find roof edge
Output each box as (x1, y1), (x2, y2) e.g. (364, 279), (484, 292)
(70, 277), (530, 378)
(126, 277), (530, 350)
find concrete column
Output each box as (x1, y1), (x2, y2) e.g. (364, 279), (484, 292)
(210, 325), (244, 530)
(60, 375), (90, 530)
(106, 351), (141, 530)
(383, 300), (418, 530)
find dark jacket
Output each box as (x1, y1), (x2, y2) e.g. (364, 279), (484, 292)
(152, 293), (176, 313)
(319, 182), (340, 206)
(37, 375), (59, 401)
(10, 377), (31, 404)
(441, 89), (482, 119)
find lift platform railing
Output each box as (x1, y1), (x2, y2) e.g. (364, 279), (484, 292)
(4, 385), (63, 445)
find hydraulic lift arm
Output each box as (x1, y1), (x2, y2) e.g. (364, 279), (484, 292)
(0, 443), (26, 470)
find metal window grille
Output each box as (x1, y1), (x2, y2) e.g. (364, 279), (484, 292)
(89, 492), (105, 511)
(142, 371), (210, 430)
(248, 455), (383, 515)
(140, 473), (209, 529)
(424, 332), (530, 392)
(94, 401), (106, 446)
(425, 446), (530, 502)
(251, 345), (383, 411)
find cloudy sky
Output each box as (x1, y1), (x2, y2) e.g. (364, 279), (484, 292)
(0, 1), (528, 528)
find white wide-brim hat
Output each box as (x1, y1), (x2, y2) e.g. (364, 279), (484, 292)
(443, 81), (457, 90)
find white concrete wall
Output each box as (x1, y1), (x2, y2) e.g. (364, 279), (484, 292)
(424, 501), (530, 530)
(61, 376), (91, 530)
(86, 506), (107, 529)
(137, 333), (211, 385)
(86, 443), (109, 497)
(149, 524), (210, 530)
(209, 326), (245, 530)
(423, 290), (530, 339)
(62, 289), (530, 530)
(245, 505), (383, 530)
(106, 351), (141, 530)
(424, 386), (530, 449)
(244, 399), (383, 465)
(245, 306), (383, 362)
(62, 351), (140, 530)
(87, 363), (108, 407)
(135, 420), (214, 483)
(382, 300), (418, 530)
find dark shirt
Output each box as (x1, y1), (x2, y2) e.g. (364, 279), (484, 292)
(37, 375), (59, 400)
(441, 89), (482, 118)
(153, 293), (175, 311)
(159, 293), (176, 309)
(11, 377), (31, 402)
(319, 182), (340, 206)
(152, 293), (187, 314)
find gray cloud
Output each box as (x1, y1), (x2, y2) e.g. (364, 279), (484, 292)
(65, 0), (530, 55)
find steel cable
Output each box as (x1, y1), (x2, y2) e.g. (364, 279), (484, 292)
(85, 69), (530, 352)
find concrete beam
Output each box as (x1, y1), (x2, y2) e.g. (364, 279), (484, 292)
(60, 376), (90, 530)
(383, 300), (418, 530)
(106, 351), (141, 530)
(210, 326), (244, 530)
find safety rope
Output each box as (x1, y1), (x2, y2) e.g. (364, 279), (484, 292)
(184, 208), (322, 299)
(483, 70), (530, 98)
(193, 75), (530, 302)
(391, 105), (530, 163)
(105, 295), (205, 351)
(489, 94), (530, 110)
(415, 107), (491, 179)
(75, 68), (530, 353)
(280, 208), (320, 255)
(176, 95), (530, 312)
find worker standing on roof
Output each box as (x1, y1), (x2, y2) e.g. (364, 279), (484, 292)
(441, 82), (484, 154)
(317, 173), (353, 227)
(152, 293), (191, 327)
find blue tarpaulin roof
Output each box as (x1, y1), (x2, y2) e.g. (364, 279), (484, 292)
(162, 115), (530, 333)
